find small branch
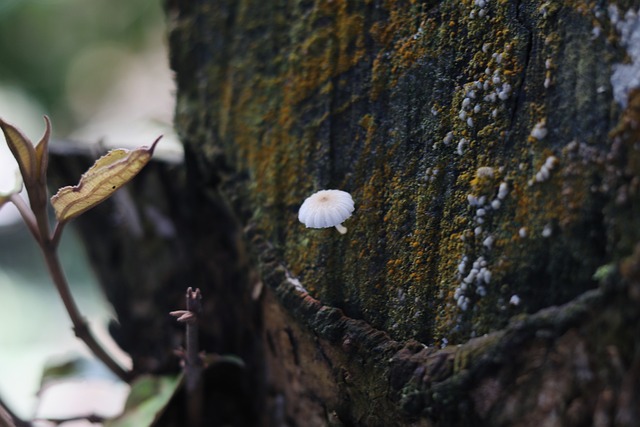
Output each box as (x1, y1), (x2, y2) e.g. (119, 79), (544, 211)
(170, 287), (203, 427)
(40, 243), (131, 383)
(20, 188), (130, 382)
(184, 288), (203, 391)
(9, 194), (40, 242)
(51, 221), (65, 249)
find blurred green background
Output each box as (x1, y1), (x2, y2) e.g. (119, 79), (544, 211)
(0, 0), (168, 132)
(0, 0), (176, 421)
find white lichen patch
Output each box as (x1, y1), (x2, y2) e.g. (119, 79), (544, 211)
(443, 131), (454, 145)
(497, 182), (509, 199)
(529, 155), (558, 185)
(456, 138), (468, 155)
(609, 5), (640, 107)
(286, 271), (308, 293)
(518, 227), (527, 238)
(530, 120), (548, 140)
(476, 166), (495, 178)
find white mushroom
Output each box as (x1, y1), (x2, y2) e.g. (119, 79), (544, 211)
(298, 189), (354, 234)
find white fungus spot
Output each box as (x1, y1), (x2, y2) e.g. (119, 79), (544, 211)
(482, 235), (495, 249)
(498, 83), (512, 100)
(481, 268), (491, 284)
(534, 156), (558, 183)
(456, 138), (467, 156)
(497, 182), (509, 199)
(542, 223), (553, 238)
(518, 227), (527, 238)
(476, 166), (494, 178)
(298, 189), (355, 234)
(509, 294), (521, 306)
(458, 256), (468, 274)
(443, 131), (454, 145)
(286, 271), (308, 293)
(530, 120), (548, 140)
(609, 5), (640, 107)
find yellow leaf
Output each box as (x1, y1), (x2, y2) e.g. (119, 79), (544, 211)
(0, 117), (37, 183)
(51, 137), (161, 222)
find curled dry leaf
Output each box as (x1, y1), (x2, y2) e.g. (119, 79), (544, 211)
(0, 116), (50, 209)
(51, 136), (161, 223)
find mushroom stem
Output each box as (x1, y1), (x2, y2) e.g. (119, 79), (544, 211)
(335, 224), (347, 234)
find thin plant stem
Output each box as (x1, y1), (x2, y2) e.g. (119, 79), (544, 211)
(185, 288), (203, 390)
(185, 287), (203, 427)
(51, 221), (65, 249)
(17, 192), (131, 382)
(39, 239), (131, 383)
(171, 288), (203, 427)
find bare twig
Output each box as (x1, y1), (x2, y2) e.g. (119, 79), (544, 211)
(170, 287), (203, 427)
(14, 192), (131, 382)
(51, 221), (66, 249)
(39, 241), (131, 383)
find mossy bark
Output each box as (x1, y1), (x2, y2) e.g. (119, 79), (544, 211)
(165, 0), (640, 424)
(50, 0), (640, 425)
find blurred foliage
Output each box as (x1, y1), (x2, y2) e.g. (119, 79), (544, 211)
(0, 0), (165, 133)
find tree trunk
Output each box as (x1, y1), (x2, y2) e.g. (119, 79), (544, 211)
(54, 1), (640, 426)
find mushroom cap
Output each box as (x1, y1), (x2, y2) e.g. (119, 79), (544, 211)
(298, 189), (354, 229)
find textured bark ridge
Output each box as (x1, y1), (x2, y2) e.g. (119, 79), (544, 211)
(49, 1), (640, 426)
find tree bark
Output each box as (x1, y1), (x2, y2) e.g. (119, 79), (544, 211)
(51, 1), (640, 426)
